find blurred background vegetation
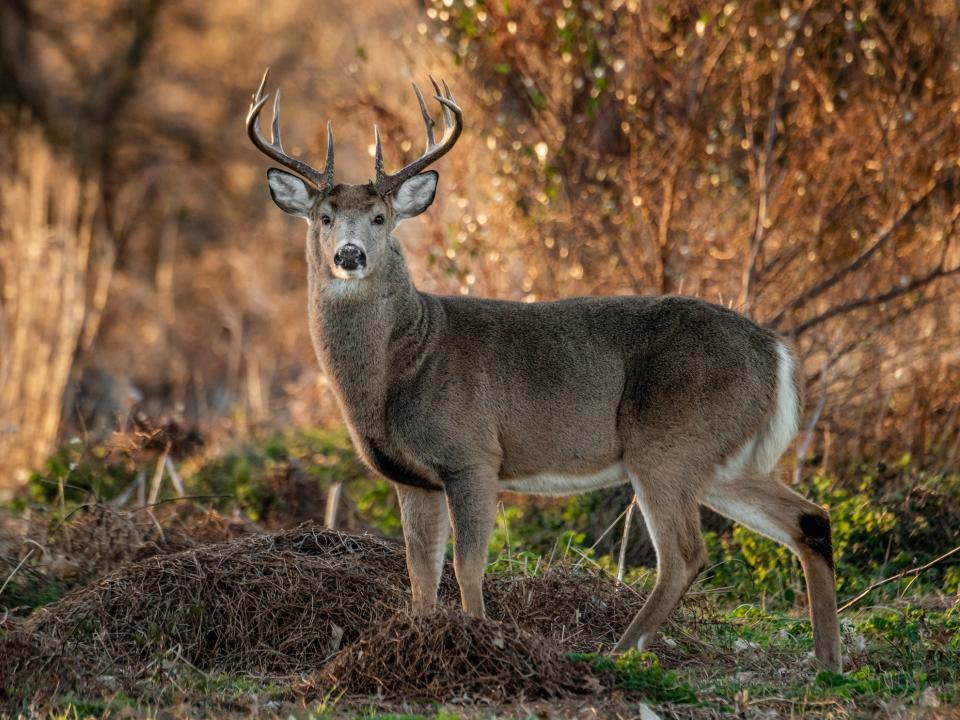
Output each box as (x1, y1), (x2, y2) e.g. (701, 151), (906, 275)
(1, 0), (959, 605)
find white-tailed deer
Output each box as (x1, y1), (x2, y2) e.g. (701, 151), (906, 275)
(247, 69), (841, 671)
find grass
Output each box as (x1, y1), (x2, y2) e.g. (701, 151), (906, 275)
(681, 604), (957, 716)
(574, 651), (699, 703)
(7, 588), (957, 719)
(3, 429), (959, 718)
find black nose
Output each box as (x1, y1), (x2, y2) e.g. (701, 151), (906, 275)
(334, 243), (366, 271)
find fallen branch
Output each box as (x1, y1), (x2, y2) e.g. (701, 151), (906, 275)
(838, 544), (960, 613)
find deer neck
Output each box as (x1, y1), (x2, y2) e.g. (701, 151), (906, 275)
(306, 244), (430, 438)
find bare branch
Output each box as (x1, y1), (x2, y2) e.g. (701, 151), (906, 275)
(794, 349), (832, 485)
(739, 0), (811, 315)
(790, 265), (960, 337)
(839, 544), (960, 613)
(768, 175), (950, 329)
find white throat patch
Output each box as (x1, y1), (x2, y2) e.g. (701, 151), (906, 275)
(326, 278), (366, 297)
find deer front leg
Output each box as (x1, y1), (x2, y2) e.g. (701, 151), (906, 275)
(396, 484), (449, 614)
(443, 468), (499, 617)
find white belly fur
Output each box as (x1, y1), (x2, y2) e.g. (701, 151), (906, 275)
(501, 462), (628, 496)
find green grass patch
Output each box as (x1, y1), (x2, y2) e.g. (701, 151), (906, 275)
(573, 651), (698, 704)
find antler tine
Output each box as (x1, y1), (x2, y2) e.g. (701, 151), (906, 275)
(439, 80), (456, 132)
(374, 125), (385, 183)
(271, 88), (283, 149)
(245, 67), (333, 192)
(442, 79), (455, 101)
(323, 121), (335, 189)
(252, 67), (269, 107)
(412, 82), (437, 148)
(372, 77), (464, 196)
(429, 75), (454, 131)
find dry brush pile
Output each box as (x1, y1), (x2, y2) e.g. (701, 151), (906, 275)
(0, 522), (678, 707)
(304, 608), (604, 702)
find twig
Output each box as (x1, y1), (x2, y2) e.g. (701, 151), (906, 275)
(590, 502), (632, 551)
(147, 443), (170, 505)
(739, 0), (810, 315)
(112, 470), (145, 507)
(573, 501), (632, 570)
(793, 350), (832, 485)
(617, 499), (637, 582)
(324, 482), (343, 529)
(498, 501), (512, 563)
(566, 544), (643, 598)
(165, 456), (186, 497)
(49, 502), (94, 534)
(0, 548), (36, 598)
(838, 544), (960, 613)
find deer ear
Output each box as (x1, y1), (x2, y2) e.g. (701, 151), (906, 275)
(267, 169), (317, 218)
(390, 171), (438, 221)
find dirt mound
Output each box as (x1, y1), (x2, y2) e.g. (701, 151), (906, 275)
(19, 525), (417, 677)
(6, 505), (257, 602)
(485, 568), (644, 652)
(306, 608), (604, 701)
(0, 621), (91, 705)
(176, 508), (259, 545)
(4, 524), (656, 706)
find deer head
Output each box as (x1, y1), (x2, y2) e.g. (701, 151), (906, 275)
(246, 69), (462, 281)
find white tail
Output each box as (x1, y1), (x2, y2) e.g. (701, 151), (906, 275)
(754, 342), (801, 475)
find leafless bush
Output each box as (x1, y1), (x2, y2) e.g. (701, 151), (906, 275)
(0, 129), (114, 493)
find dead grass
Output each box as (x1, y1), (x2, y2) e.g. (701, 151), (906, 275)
(301, 608), (604, 701)
(0, 622), (89, 707)
(484, 568), (646, 654)
(13, 526), (414, 678)
(6, 504), (257, 598)
(2, 521), (957, 718)
(1, 522), (662, 708)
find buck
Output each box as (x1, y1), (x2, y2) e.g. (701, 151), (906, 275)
(247, 69), (842, 671)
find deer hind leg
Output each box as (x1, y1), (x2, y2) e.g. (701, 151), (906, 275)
(613, 468), (707, 653)
(443, 468), (499, 617)
(396, 484), (449, 614)
(703, 473), (842, 672)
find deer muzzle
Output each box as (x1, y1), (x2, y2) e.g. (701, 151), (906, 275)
(334, 243), (367, 272)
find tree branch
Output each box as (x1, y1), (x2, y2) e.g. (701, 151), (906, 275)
(838, 544), (960, 613)
(739, 0), (810, 315)
(790, 265), (960, 337)
(768, 175), (950, 329)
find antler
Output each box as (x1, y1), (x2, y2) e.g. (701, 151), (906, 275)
(372, 76), (463, 196)
(246, 68), (334, 192)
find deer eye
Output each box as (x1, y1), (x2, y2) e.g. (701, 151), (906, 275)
(320, 214), (332, 226)
(372, 214), (385, 225)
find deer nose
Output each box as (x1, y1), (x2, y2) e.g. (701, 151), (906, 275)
(334, 243), (366, 271)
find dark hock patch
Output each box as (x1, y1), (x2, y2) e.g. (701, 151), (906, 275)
(364, 436), (443, 491)
(798, 512), (834, 570)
